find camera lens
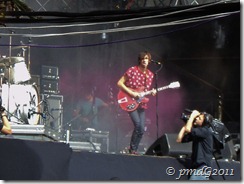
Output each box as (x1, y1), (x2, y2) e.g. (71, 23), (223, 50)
(181, 113), (190, 122)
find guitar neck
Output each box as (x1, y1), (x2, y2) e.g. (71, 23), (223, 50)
(142, 86), (169, 96)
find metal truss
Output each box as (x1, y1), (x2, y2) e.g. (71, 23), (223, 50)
(22, 0), (77, 12)
(17, 0), (234, 13)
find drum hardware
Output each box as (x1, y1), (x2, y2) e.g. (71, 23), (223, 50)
(37, 94), (53, 120)
(1, 33), (33, 122)
(28, 109), (46, 119)
(3, 107), (25, 124)
(36, 94), (49, 106)
(61, 114), (83, 138)
(11, 46), (28, 50)
(1, 84), (40, 125)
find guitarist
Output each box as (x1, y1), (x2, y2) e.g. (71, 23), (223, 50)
(73, 87), (109, 131)
(117, 51), (156, 155)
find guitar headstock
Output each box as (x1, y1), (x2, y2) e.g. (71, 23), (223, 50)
(169, 81), (180, 89)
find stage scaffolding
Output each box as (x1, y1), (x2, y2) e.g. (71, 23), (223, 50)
(19, 0), (231, 13)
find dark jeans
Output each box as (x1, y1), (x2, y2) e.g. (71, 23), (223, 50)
(189, 165), (210, 180)
(128, 108), (145, 151)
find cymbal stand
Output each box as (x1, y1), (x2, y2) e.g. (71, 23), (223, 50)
(62, 114), (83, 143)
(6, 31), (13, 120)
(0, 73), (4, 87)
(62, 114), (82, 130)
(27, 37), (32, 72)
(7, 30), (14, 84)
(21, 45), (26, 59)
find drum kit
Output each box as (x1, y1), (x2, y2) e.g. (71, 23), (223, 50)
(0, 56), (40, 125)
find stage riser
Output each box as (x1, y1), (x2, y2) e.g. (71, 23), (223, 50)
(0, 138), (240, 181)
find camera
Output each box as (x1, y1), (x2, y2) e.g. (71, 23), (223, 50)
(180, 109), (193, 123)
(181, 113), (190, 123)
(180, 109), (231, 152)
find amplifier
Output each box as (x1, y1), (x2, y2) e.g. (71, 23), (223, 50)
(41, 65), (59, 80)
(40, 94), (63, 131)
(41, 79), (59, 94)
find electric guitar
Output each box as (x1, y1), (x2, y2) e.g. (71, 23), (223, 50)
(117, 81), (180, 112)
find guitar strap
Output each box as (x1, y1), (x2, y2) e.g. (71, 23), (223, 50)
(138, 70), (148, 109)
(143, 69), (148, 91)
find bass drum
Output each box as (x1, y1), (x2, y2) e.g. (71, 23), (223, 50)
(1, 84), (40, 125)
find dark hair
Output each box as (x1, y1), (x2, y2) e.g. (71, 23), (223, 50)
(202, 112), (213, 126)
(82, 87), (93, 96)
(138, 51), (152, 64)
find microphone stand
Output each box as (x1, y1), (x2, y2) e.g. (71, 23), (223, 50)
(153, 63), (163, 139)
(61, 114), (83, 143)
(4, 108), (25, 124)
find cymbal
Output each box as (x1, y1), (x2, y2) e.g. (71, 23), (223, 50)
(0, 57), (25, 64)
(11, 46), (29, 50)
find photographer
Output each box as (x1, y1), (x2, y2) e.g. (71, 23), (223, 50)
(176, 110), (214, 180)
(0, 97), (12, 135)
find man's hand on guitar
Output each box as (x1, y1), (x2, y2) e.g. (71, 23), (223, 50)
(151, 88), (157, 96)
(130, 91), (140, 98)
(73, 109), (79, 117)
(81, 117), (90, 124)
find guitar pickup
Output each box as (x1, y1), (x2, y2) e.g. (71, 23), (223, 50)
(127, 103), (136, 110)
(118, 97), (128, 104)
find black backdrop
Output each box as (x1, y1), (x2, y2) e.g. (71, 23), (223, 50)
(0, 2), (240, 152)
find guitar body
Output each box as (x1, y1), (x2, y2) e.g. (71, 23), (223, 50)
(117, 89), (149, 112)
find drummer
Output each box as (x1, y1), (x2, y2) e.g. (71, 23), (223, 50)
(0, 96), (12, 134)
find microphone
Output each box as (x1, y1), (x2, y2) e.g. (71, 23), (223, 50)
(41, 113), (46, 119)
(151, 60), (161, 65)
(44, 94), (50, 99)
(28, 110), (46, 119)
(185, 109), (193, 113)
(28, 109), (33, 119)
(36, 112), (46, 119)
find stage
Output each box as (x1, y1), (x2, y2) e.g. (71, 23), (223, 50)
(0, 136), (240, 181)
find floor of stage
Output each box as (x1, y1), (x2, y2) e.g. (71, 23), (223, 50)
(0, 135), (241, 181)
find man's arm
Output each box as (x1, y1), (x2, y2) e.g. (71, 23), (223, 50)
(176, 126), (186, 143)
(117, 75), (139, 98)
(185, 110), (200, 133)
(0, 112), (12, 134)
(176, 110), (201, 143)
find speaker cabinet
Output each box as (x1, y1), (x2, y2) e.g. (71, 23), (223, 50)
(145, 133), (237, 161)
(145, 133), (192, 157)
(41, 80), (59, 94)
(214, 139), (237, 161)
(41, 65), (59, 80)
(41, 94), (63, 131)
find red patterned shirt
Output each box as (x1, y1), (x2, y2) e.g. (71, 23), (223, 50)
(124, 66), (154, 109)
